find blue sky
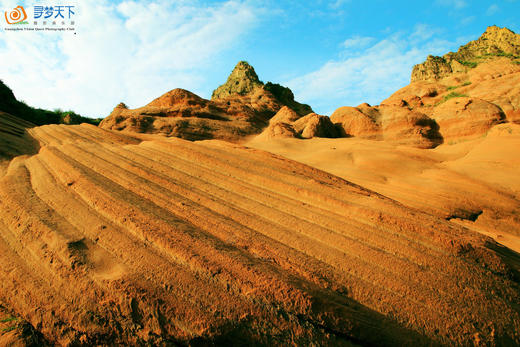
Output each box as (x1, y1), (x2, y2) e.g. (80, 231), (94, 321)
(0, 0), (519, 117)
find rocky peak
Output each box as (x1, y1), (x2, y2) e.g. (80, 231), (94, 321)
(451, 26), (520, 61)
(211, 61), (263, 99)
(412, 26), (520, 82)
(116, 102), (128, 109)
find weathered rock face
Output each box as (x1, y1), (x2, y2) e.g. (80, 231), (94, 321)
(292, 113), (339, 139)
(330, 106), (381, 139)
(212, 61), (313, 116)
(454, 25), (520, 61)
(379, 106), (443, 148)
(381, 81), (447, 107)
(341, 26), (519, 145)
(100, 88), (265, 141)
(100, 62), (312, 142)
(254, 122), (298, 140)
(269, 106), (301, 124)
(254, 107), (339, 140)
(411, 55), (454, 82)
(432, 97), (506, 142)
(330, 104), (442, 148)
(412, 26), (520, 82)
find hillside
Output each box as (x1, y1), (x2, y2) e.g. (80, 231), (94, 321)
(320, 26), (520, 148)
(0, 124), (517, 345)
(0, 80), (101, 127)
(249, 26), (520, 255)
(99, 62), (314, 142)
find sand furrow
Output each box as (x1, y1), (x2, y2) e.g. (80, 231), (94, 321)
(144, 139), (481, 251)
(33, 144), (429, 345)
(49, 141), (519, 339)
(73, 141), (476, 308)
(25, 154), (269, 339)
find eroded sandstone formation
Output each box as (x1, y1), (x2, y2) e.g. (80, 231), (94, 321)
(331, 26), (520, 146)
(100, 62), (312, 142)
(412, 26), (520, 82)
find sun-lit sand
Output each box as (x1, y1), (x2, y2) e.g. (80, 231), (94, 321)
(247, 123), (520, 253)
(0, 122), (517, 344)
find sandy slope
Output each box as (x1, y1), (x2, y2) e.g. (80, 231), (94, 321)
(0, 123), (519, 345)
(247, 123), (520, 254)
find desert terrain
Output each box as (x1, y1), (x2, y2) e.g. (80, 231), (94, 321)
(0, 26), (519, 346)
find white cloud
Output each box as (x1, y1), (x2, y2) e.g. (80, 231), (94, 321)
(435, 0), (467, 9)
(285, 30), (454, 115)
(0, 0), (259, 117)
(343, 36), (374, 50)
(486, 4), (499, 15)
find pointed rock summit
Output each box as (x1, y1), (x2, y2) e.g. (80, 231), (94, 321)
(412, 26), (520, 82)
(212, 61), (263, 99)
(211, 60), (313, 116)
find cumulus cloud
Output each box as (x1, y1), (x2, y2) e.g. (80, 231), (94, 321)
(0, 0), (259, 117)
(285, 27), (455, 115)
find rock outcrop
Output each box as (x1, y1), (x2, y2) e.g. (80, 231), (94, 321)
(254, 106), (339, 140)
(330, 106), (381, 139)
(411, 55), (454, 82)
(269, 106), (301, 124)
(412, 26), (520, 82)
(211, 61), (263, 99)
(100, 62), (312, 142)
(331, 26), (520, 146)
(292, 113), (339, 139)
(211, 61), (313, 116)
(330, 103), (442, 148)
(431, 97), (506, 142)
(254, 122), (298, 140)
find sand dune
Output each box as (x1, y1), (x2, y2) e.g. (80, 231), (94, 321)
(0, 122), (518, 345)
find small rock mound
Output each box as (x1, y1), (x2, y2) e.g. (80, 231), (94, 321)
(330, 104), (442, 148)
(255, 108), (339, 141)
(432, 97), (506, 142)
(293, 113), (339, 139)
(330, 106), (381, 139)
(254, 122), (298, 140)
(269, 106), (301, 124)
(379, 106), (443, 148)
(148, 88), (206, 108)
